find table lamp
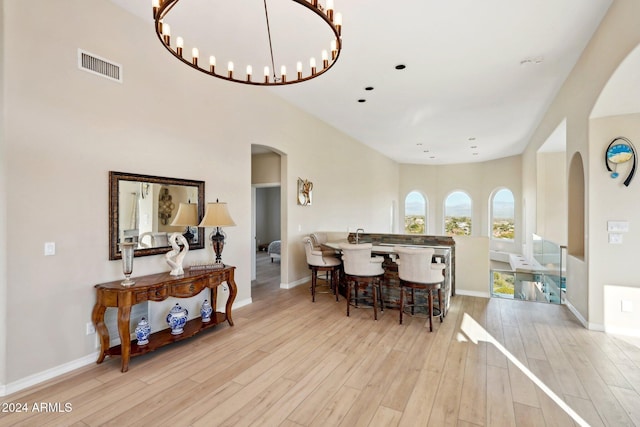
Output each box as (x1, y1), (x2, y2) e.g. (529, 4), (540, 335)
(198, 199), (236, 267)
(170, 202), (199, 242)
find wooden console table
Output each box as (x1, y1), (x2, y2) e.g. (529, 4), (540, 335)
(92, 266), (237, 372)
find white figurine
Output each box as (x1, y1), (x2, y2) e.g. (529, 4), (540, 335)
(166, 233), (189, 276)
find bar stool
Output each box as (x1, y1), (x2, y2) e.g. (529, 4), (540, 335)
(302, 236), (341, 302)
(395, 246), (445, 332)
(339, 243), (385, 320)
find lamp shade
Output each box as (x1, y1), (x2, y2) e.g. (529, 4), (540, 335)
(170, 203), (199, 226)
(198, 202), (236, 228)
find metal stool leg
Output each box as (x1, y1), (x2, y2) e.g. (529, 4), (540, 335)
(399, 286), (405, 324)
(311, 267), (317, 302)
(427, 287), (434, 332)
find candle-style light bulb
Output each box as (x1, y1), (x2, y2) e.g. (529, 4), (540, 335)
(228, 61), (234, 78)
(152, 0), (160, 19)
(310, 57), (317, 75)
(326, 0), (334, 20)
(297, 61), (303, 79)
(192, 47), (199, 65)
(209, 56), (216, 73)
(281, 65), (287, 83)
(246, 65), (252, 82)
(322, 49), (329, 68)
(331, 40), (337, 60)
(162, 22), (171, 45)
(335, 13), (342, 36)
(176, 36), (184, 57)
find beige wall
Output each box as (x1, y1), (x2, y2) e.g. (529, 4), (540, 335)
(252, 152), (281, 185)
(589, 113), (640, 329)
(536, 151), (567, 246)
(399, 155), (523, 254)
(453, 236), (490, 296)
(0, 0), (398, 388)
(0, 0), (7, 388)
(521, 0), (640, 327)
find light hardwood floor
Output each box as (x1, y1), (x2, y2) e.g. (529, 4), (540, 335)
(2, 255), (639, 426)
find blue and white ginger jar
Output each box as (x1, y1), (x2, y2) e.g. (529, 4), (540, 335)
(201, 299), (213, 323)
(135, 317), (151, 346)
(166, 303), (188, 335)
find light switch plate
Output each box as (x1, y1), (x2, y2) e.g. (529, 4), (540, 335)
(607, 221), (630, 232)
(44, 242), (56, 256)
(621, 300), (633, 313)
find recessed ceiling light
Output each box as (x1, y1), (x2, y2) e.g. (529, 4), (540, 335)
(395, 64), (406, 70)
(468, 137), (476, 141)
(423, 150), (430, 153)
(365, 86), (374, 91)
(470, 145), (477, 149)
(429, 156), (435, 159)
(416, 143), (422, 145)
(357, 99), (366, 103)
(473, 152), (479, 156)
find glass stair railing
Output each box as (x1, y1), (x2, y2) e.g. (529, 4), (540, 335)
(491, 234), (566, 304)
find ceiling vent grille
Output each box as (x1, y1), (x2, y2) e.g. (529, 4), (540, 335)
(77, 49), (122, 83)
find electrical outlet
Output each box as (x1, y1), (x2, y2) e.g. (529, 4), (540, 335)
(621, 300), (633, 313)
(86, 322), (96, 335)
(608, 233), (623, 244)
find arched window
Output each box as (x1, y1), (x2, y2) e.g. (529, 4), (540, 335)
(404, 191), (426, 234)
(444, 191), (472, 236)
(491, 188), (515, 240)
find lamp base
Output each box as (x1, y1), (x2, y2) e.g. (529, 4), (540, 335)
(211, 228), (226, 265)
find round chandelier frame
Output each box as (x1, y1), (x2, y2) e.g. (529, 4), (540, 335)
(152, 0), (343, 86)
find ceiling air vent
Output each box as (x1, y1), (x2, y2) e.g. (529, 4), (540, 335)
(77, 49), (123, 83)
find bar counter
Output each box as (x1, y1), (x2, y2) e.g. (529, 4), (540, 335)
(327, 232), (455, 315)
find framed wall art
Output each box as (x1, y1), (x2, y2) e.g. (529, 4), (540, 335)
(297, 178), (313, 205)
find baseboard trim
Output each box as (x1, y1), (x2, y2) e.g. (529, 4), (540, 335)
(1, 352), (98, 397)
(605, 326), (640, 338)
(280, 276), (310, 289)
(455, 289), (491, 298)
(564, 298), (604, 331)
(233, 297), (253, 309)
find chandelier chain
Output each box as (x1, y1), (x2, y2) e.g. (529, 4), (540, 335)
(263, 0), (279, 82)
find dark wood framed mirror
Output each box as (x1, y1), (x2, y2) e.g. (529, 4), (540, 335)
(109, 171), (205, 260)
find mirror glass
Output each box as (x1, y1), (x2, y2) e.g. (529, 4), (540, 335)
(109, 171), (205, 260)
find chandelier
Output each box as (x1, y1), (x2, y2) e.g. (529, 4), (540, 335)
(152, 0), (343, 86)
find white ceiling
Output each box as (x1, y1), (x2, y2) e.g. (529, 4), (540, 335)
(111, 0), (633, 164)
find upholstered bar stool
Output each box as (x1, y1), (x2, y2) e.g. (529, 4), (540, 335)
(339, 243), (385, 320)
(395, 246), (445, 332)
(303, 237), (342, 302)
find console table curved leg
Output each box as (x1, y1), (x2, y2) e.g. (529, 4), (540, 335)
(225, 275), (237, 326)
(91, 302), (108, 364)
(117, 306), (132, 372)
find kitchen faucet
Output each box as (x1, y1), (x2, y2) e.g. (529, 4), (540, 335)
(355, 228), (364, 244)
